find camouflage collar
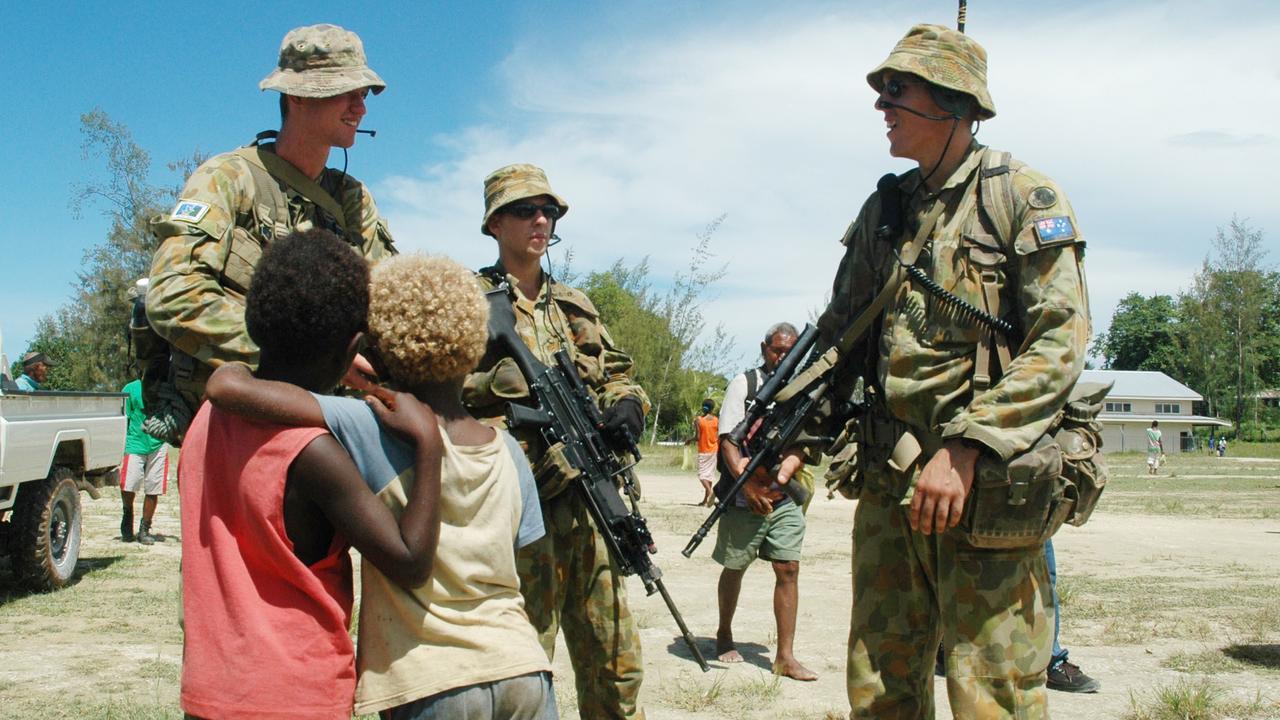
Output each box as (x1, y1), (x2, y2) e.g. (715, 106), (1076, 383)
(901, 140), (985, 199)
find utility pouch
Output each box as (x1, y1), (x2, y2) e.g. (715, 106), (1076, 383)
(1055, 381), (1112, 526)
(824, 416), (863, 499)
(961, 435), (1069, 549)
(532, 441), (582, 501)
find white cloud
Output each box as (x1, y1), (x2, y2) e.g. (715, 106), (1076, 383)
(377, 2), (1280, 371)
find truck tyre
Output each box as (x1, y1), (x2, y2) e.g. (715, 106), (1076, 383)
(11, 467), (82, 591)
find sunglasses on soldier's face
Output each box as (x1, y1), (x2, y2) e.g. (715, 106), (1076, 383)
(501, 203), (563, 220)
(883, 76), (926, 99)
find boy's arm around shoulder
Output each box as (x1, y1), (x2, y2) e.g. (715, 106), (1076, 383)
(291, 392), (444, 589)
(206, 362), (327, 426)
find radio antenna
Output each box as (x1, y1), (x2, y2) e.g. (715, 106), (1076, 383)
(958, 0), (967, 32)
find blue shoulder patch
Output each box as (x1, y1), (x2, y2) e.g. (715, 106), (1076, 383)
(1033, 216), (1076, 245)
(170, 200), (210, 224)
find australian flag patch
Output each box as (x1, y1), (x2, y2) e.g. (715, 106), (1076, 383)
(1033, 216), (1076, 246)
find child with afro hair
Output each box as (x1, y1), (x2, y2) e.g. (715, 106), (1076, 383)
(181, 229), (445, 720)
(206, 253), (556, 720)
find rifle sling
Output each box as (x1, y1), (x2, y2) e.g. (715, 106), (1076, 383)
(773, 175), (962, 404)
(233, 145), (353, 236)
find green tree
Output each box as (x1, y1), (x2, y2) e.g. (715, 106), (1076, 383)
(1172, 218), (1275, 429)
(29, 110), (199, 390)
(579, 218), (734, 441)
(1092, 292), (1179, 371)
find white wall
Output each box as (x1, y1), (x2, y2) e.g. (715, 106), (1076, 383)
(1100, 421), (1194, 454)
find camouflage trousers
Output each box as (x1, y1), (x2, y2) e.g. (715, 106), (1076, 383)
(517, 492), (645, 719)
(847, 483), (1054, 719)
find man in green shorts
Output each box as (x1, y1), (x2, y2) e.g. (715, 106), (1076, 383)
(712, 322), (816, 681)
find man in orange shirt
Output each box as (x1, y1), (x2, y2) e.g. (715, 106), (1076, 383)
(692, 400), (719, 507)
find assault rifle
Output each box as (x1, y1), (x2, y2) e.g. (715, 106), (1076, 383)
(484, 287), (709, 672)
(683, 323), (824, 557)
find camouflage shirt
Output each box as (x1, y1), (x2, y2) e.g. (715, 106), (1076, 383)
(464, 266), (650, 465)
(146, 142), (395, 369)
(816, 143), (1090, 461)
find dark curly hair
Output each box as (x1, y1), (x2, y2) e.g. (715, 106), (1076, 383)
(245, 228), (370, 366)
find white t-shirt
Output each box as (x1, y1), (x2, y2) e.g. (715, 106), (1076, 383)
(717, 367), (792, 508)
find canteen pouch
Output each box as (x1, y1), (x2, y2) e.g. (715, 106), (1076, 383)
(1056, 381), (1112, 526)
(960, 435), (1070, 549)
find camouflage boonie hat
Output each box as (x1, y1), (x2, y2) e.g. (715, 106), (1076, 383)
(867, 23), (996, 120)
(259, 24), (386, 98)
(481, 164), (569, 236)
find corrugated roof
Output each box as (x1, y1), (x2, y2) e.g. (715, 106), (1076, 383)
(1097, 413), (1231, 427)
(1080, 369), (1202, 400)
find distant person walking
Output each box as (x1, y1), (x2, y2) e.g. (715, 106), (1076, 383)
(692, 400), (719, 506)
(1218, 437), (1227, 457)
(1146, 420), (1164, 475)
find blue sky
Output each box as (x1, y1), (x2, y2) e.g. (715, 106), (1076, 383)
(3, 0), (1278, 373)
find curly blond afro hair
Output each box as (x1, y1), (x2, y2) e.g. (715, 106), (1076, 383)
(367, 254), (489, 386)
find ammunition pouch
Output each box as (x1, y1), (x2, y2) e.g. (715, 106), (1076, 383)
(958, 381), (1111, 549)
(961, 435), (1069, 549)
(823, 417), (863, 500)
(532, 442), (581, 501)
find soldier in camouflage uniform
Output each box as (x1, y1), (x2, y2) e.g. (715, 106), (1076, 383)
(145, 24), (394, 442)
(463, 164), (650, 719)
(783, 24), (1091, 718)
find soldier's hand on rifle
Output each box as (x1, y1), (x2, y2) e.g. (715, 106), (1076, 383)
(602, 396), (645, 443)
(910, 440), (977, 535)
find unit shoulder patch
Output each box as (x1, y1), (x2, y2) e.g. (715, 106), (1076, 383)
(1028, 186), (1058, 210)
(1033, 216), (1077, 246)
(170, 200), (211, 224)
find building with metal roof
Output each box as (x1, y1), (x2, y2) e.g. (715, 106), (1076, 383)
(1080, 370), (1231, 453)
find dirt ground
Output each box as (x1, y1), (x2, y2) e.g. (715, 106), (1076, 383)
(1, 453), (1278, 719)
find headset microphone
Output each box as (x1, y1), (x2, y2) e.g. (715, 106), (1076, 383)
(356, 129), (377, 137)
(548, 233), (563, 247)
(875, 99), (957, 122)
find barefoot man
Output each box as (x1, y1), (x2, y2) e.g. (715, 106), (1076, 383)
(712, 322), (817, 681)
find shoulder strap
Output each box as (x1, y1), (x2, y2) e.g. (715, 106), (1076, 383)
(974, 149), (1017, 389)
(978, 149), (1017, 251)
(237, 154), (291, 241)
(745, 368), (760, 403)
(233, 145), (352, 235)
(774, 170), (972, 404)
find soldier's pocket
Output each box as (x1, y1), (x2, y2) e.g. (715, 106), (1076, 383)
(222, 227), (263, 294)
(960, 436), (1070, 550)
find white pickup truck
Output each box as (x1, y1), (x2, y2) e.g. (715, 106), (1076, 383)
(1, 353), (126, 591)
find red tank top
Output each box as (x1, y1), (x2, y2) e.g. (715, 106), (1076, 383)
(179, 404), (355, 720)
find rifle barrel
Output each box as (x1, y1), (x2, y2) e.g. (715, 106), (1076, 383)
(656, 578), (710, 672)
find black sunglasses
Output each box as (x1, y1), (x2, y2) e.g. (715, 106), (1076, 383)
(883, 76), (925, 99)
(501, 202), (563, 220)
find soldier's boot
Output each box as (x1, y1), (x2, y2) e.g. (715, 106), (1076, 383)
(121, 508), (135, 543)
(137, 519), (156, 546)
